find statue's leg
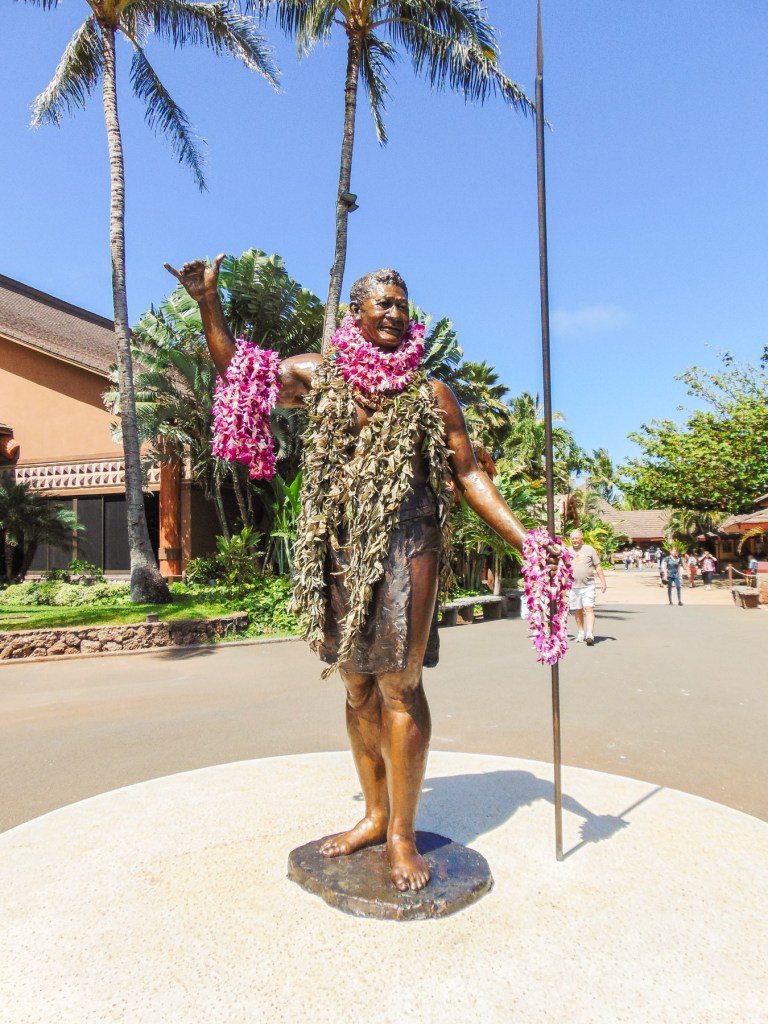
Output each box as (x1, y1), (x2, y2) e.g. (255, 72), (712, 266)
(320, 669), (389, 857)
(377, 548), (439, 892)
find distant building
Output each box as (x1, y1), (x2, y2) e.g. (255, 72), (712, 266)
(590, 497), (669, 548)
(719, 493), (768, 563)
(0, 274), (221, 576)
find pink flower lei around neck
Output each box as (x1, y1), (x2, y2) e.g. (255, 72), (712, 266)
(330, 312), (425, 395)
(211, 337), (281, 480)
(521, 528), (574, 665)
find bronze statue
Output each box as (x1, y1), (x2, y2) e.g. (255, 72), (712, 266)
(166, 256), (534, 892)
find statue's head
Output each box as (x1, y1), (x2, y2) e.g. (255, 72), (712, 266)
(349, 268), (409, 350)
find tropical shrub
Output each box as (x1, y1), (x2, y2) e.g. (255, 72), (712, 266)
(170, 573), (300, 635)
(184, 528), (265, 591)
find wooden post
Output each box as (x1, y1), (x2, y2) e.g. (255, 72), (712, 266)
(158, 460), (182, 579)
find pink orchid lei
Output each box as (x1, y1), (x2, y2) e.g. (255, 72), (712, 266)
(522, 527), (574, 665)
(211, 337), (281, 480)
(330, 312), (425, 395)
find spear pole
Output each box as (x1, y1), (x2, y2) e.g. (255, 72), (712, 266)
(535, 0), (563, 862)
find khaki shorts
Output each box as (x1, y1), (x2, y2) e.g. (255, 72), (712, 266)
(569, 584), (596, 611)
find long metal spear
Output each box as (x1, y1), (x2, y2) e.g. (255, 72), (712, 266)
(535, 0), (563, 862)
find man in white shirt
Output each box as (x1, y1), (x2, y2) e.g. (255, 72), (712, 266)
(568, 529), (607, 646)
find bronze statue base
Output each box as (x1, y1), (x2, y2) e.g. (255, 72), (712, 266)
(287, 832), (492, 920)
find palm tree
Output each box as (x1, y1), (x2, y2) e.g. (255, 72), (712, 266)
(451, 360), (512, 453)
(665, 508), (728, 548)
(502, 391), (583, 489)
(416, 308), (514, 454)
(0, 478), (82, 583)
(254, 0), (533, 348)
(587, 447), (620, 504)
(24, 0), (278, 601)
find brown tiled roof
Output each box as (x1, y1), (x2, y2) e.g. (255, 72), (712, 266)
(0, 274), (116, 377)
(720, 511), (768, 532)
(592, 496), (669, 541)
(556, 492), (670, 542)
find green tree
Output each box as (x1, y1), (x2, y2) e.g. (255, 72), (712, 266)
(664, 508), (726, 549)
(587, 447), (621, 504)
(0, 478), (82, 583)
(254, 0), (532, 347)
(25, 0), (277, 602)
(450, 361), (512, 454)
(622, 350), (768, 514)
(452, 472), (542, 594)
(412, 303), (514, 453)
(501, 392), (585, 490)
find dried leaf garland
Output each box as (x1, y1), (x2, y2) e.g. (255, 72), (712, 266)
(291, 361), (453, 677)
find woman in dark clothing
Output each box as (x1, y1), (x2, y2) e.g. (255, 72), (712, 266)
(662, 547), (684, 606)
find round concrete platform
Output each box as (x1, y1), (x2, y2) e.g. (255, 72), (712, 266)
(1, 751), (767, 1024)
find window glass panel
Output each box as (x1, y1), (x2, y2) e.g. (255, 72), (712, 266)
(76, 497), (104, 567)
(104, 495), (130, 570)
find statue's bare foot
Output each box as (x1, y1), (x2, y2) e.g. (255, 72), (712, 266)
(389, 835), (430, 892)
(320, 815), (388, 858)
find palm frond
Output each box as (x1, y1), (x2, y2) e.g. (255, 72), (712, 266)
(132, 0), (279, 85)
(218, 248), (323, 354)
(360, 32), (394, 144)
(31, 16), (102, 127)
(421, 318), (463, 378)
(387, 4), (533, 114)
(254, 0), (336, 55)
(129, 42), (207, 190)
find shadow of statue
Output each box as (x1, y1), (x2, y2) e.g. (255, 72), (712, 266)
(350, 769), (661, 858)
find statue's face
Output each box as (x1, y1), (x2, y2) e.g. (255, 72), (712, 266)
(353, 283), (409, 349)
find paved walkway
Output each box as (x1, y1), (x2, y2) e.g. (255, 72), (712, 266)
(2, 751), (767, 1024)
(1, 569), (766, 1023)
(1, 569), (765, 831)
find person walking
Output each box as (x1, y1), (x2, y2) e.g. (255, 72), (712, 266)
(662, 547), (684, 605)
(699, 550), (717, 590)
(568, 529), (607, 646)
(685, 551), (698, 589)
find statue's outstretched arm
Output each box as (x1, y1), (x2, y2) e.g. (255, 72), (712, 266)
(433, 379), (528, 552)
(164, 254), (235, 378)
(164, 255), (321, 405)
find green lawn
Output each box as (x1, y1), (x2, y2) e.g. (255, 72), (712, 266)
(0, 597), (244, 633)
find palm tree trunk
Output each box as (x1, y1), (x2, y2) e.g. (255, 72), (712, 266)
(17, 542), (38, 583)
(322, 34), (363, 351)
(212, 477), (231, 542)
(492, 552), (503, 595)
(101, 28), (170, 603)
(230, 466), (250, 528)
(3, 541), (14, 585)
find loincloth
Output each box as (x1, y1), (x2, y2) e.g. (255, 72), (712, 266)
(318, 485), (442, 674)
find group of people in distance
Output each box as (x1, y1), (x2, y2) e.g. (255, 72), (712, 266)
(567, 534), (726, 640)
(660, 548), (718, 605)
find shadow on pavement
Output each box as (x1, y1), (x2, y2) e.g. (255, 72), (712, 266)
(595, 608), (640, 617)
(158, 645), (217, 660)
(394, 770), (665, 857)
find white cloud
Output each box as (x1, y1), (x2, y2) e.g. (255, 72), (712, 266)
(552, 305), (631, 335)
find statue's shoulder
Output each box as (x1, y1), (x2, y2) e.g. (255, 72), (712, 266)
(277, 352), (324, 408)
(428, 377), (460, 412)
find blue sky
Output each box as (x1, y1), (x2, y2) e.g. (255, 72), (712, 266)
(1, 1), (766, 469)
